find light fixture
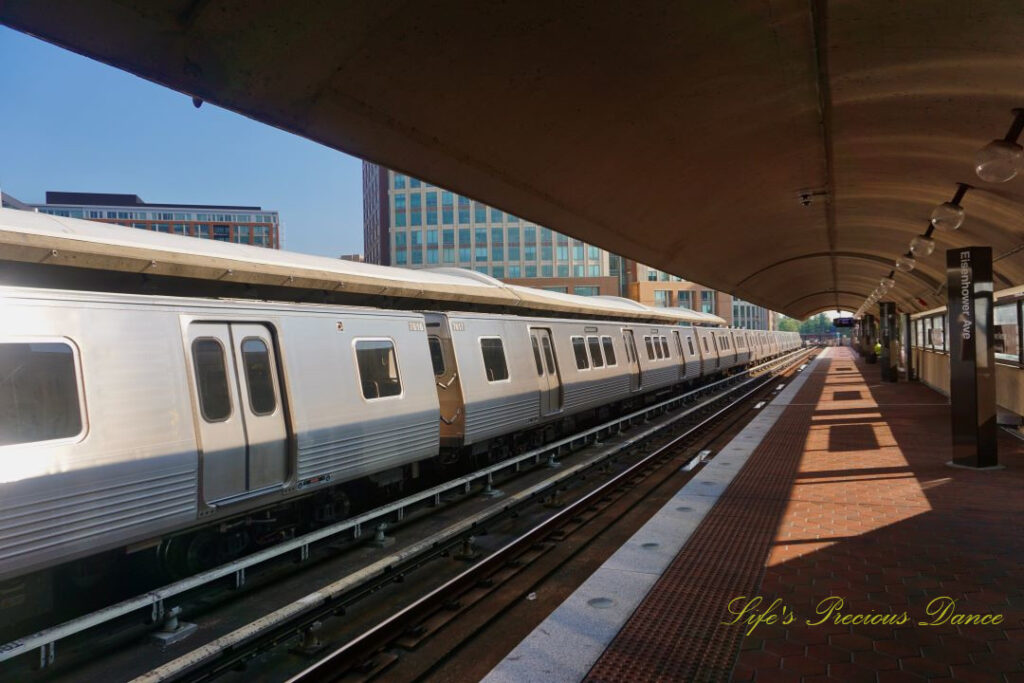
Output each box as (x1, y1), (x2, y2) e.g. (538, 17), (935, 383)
(881, 276), (896, 290)
(895, 254), (917, 272)
(910, 234), (935, 257)
(975, 108), (1024, 183)
(930, 183), (970, 231)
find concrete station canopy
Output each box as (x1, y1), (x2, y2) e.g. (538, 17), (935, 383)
(0, 208), (725, 326)
(4, 2), (1024, 318)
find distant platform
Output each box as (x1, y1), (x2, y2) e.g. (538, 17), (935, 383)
(486, 347), (1024, 681)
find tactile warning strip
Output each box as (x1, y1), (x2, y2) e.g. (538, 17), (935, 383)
(583, 358), (830, 682)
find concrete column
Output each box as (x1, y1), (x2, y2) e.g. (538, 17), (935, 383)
(947, 246), (998, 468)
(879, 302), (898, 382)
(902, 312), (914, 380)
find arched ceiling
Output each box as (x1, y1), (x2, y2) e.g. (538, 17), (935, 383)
(4, 0), (1024, 318)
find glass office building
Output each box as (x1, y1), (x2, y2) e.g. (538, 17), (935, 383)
(362, 163), (618, 296)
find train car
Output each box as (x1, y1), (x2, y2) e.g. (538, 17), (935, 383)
(713, 328), (737, 371)
(733, 330), (752, 366)
(0, 285), (440, 586)
(672, 327), (702, 381)
(694, 327), (721, 375)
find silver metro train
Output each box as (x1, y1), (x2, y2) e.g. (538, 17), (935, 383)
(0, 283), (799, 621)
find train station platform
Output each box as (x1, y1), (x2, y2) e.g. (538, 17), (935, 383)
(485, 347), (1024, 682)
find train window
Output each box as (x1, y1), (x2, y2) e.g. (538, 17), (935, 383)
(542, 336), (557, 374)
(572, 336), (590, 370)
(622, 334), (632, 363)
(995, 303), (1020, 363)
(241, 338), (276, 416)
(356, 340), (403, 398)
(602, 336), (617, 366)
(480, 338), (510, 381)
(660, 336), (670, 358)
(587, 336), (605, 367)
(0, 342), (83, 447)
(193, 338), (232, 421)
(702, 336), (710, 353)
(645, 336), (656, 360)
(428, 336), (446, 376)
(531, 337), (544, 375)
(687, 337), (696, 356)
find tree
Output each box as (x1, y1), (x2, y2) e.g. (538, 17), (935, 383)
(777, 316), (800, 332)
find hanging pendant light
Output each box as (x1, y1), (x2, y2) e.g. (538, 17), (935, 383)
(975, 108), (1024, 183)
(909, 234), (935, 257)
(895, 254), (917, 272)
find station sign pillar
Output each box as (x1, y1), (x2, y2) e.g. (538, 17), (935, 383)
(861, 314), (876, 359)
(879, 302), (898, 382)
(947, 246), (998, 468)
(902, 312), (914, 380)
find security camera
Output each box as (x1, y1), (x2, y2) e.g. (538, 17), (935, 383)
(799, 193), (812, 207)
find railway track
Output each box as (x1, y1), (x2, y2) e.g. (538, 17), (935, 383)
(0, 348), (813, 682)
(285, 348), (816, 683)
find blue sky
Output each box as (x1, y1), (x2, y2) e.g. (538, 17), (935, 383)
(0, 26), (364, 257)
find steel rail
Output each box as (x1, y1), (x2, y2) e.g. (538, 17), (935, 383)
(287, 349), (815, 682)
(0, 348), (809, 671)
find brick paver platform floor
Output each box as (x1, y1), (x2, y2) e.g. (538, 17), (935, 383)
(587, 347), (1024, 682)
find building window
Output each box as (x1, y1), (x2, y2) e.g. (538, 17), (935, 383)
(508, 265), (521, 278)
(490, 208), (503, 223)
(235, 225), (250, 243)
(426, 191), (438, 225)
(492, 245), (504, 261)
(475, 203), (487, 223)
(480, 338), (509, 381)
(525, 246), (536, 261)
(557, 246), (569, 261)
(587, 264), (600, 277)
(492, 266), (504, 278)
(355, 340), (402, 398)
(458, 196), (471, 223)
(394, 194), (406, 227)
(412, 249), (423, 265)
(409, 177), (421, 188)
(542, 265), (553, 277)
(542, 245), (553, 261)
(647, 269), (658, 281)
(0, 342), (83, 446)
(573, 244), (584, 260)
(395, 249), (407, 265)
(573, 265), (584, 277)
(701, 291), (715, 314)
(459, 247), (470, 262)
(573, 286), (599, 296)
(525, 265), (537, 278)
(441, 191), (454, 224)
(654, 290), (670, 307)
(393, 173), (406, 189)
(588, 246), (600, 260)
(508, 246), (520, 260)
(557, 265), (569, 278)
(410, 193), (422, 226)
(443, 248), (455, 263)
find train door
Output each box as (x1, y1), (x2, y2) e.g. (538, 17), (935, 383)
(623, 329), (641, 391)
(531, 328), (563, 415)
(188, 322), (287, 504)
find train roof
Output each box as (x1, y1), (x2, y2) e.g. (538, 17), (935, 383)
(0, 208), (725, 326)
